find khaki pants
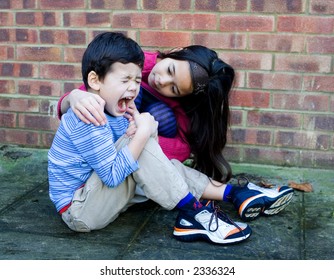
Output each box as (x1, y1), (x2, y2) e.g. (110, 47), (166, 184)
(62, 136), (209, 232)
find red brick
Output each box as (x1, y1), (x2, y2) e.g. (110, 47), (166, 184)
(230, 128), (272, 145)
(143, 0), (191, 10)
(40, 65), (81, 80)
(64, 82), (83, 94)
(233, 71), (245, 88)
(251, 0), (304, 13)
(273, 93), (329, 112)
(40, 30), (71, 45)
(0, 0), (10, 8)
(224, 146), (242, 162)
(0, 29), (10, 42)
(0, 98), (39, 113)
(0, 112), (16, 128)
(194, 33), (246, 50)
(86, 12), (111, 26)
(244, 147), (299, 167)
(247, 111), (301, 128)
(310, 0), (334, 15)
(139, 31), (192, 47)
(64, 12), (111, 27)
(0, 80), (15, 93)
(223, 53), (272, 70)
(15, 29), (38, 43)
(0, 46), (14, 60)
(195, 0), (247, 12)
(0, 129), (40, 146)
(1, 0), (36, 9)
(303, 115), (334, 132)
(40, 100), (58, 116)
(230, 110), (243, 125)
(230, 90), (270, 108)
(40, 0), (85, 9)
(0, 12), (14, 25)
(275, 131), (330, 150)
(278, 16), (334, 34)
(0, 63), (13, 76)
(0, 63), (39, 78)
(248, 73), (303, 90)
(220, 15), (274, 32)
(16, 12), (45, 27)
(304, 76), (334, 93)
(18, 114), (59, 131)
(42, 12), (63, 26)
(68, 30), (87, 45)
(64, 47), (85, 63)
(41, 132), (56, 148)
(249, 34), (305, 53)
(91, 0), (137, 9)
(17, 47), (61, 62)
(165, 14), (217, 30)
(113, 13), (163, 29)
(307, 37), (334, 54)
(300, 150), (334, 168)
(17, 80), (61, 97)
(275, 54), (331, 73)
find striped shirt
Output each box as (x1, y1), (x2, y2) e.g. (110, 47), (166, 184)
(48, 109), (139, 212)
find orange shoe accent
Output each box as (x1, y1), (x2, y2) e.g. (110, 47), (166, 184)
(225, 227), (244, 238)
(174, 227), (194, 233)
(238, 196), (255, 216)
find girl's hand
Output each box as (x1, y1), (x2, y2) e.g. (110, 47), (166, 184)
(69, 89), (107, 126)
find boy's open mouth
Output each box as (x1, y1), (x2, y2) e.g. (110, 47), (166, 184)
(118, 96), (133, 111)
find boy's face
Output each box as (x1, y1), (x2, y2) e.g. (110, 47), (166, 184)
(94, 62), (142, 117)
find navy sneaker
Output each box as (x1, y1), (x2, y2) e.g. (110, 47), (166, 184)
(173, 201), (252, 245)
(232, 182), (294, 221)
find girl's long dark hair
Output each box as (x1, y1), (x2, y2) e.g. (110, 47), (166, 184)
(159, 46), (234, 182)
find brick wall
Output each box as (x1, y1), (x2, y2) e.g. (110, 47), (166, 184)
(0, 0), (333, 169)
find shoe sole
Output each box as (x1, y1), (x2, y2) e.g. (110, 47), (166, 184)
(173, 228), (252, 245)
(239, 188), (294, 221)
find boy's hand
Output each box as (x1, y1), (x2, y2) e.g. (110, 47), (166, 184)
(69, 89), (107, 126)
(126, 120), (137, 137)
(134, 112), (158, 138)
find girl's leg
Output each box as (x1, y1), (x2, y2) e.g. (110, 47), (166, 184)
(170, 159), (229, 201)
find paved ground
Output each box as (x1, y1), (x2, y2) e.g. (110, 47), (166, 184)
(0, 144), (333, 260)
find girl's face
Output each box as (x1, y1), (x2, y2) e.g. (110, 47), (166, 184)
(148, 58), (193, 97)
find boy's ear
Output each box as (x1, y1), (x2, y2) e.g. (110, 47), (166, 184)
(87, 71), (100, 91)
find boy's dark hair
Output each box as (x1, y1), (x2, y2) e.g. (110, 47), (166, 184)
(82, 32), (144, 89)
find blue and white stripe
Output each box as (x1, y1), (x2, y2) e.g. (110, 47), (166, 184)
(48, 109), (139, 212)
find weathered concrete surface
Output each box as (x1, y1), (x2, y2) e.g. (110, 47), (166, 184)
(0, 145), (333, 260)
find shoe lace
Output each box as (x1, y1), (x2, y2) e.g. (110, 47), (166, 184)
(237, 176), (249, 187)
(208, 201), (245, 236)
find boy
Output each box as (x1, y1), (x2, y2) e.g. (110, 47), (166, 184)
(48, 32), (251, 244)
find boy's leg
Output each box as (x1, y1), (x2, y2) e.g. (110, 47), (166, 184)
(132, 138), (191, 210)
(62, 172), (136, 232)
(170, 159), (210, 200)
(62, 135), (136, 232)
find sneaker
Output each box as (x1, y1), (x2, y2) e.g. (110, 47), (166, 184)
(173, 201), (252, 245)
(232, 182), (294, 221)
